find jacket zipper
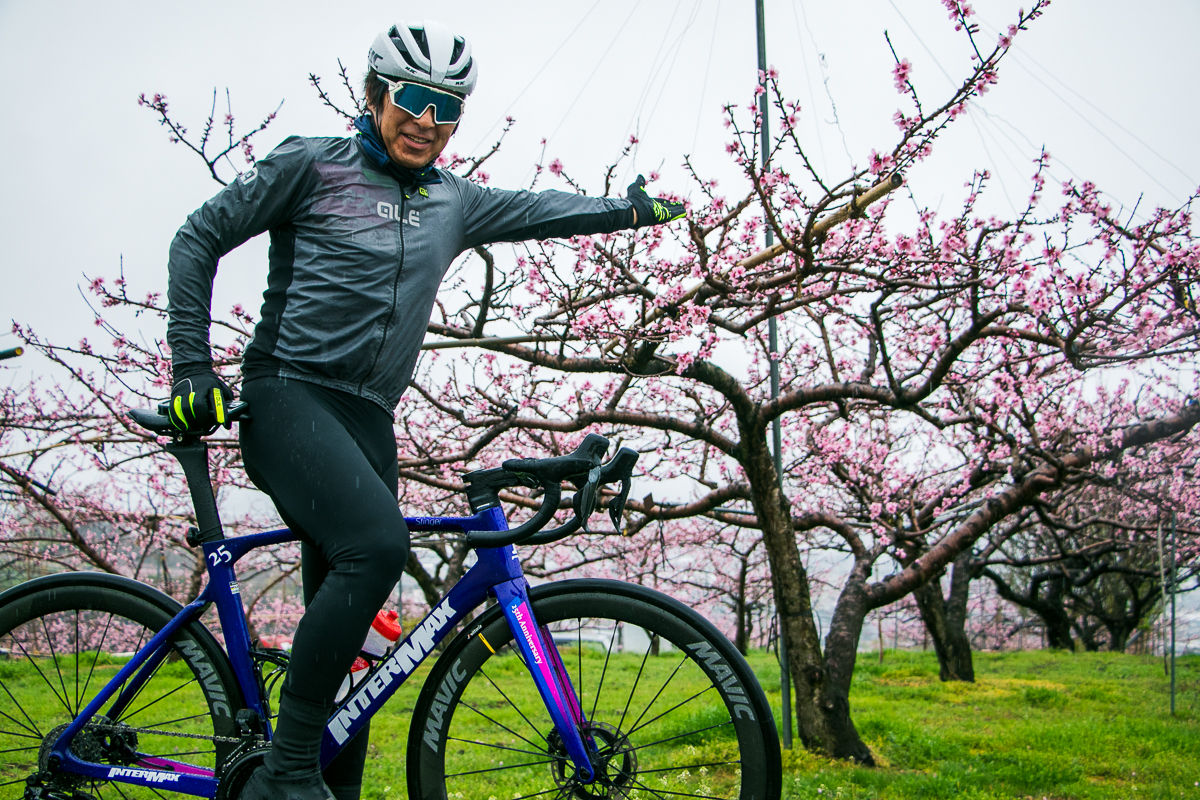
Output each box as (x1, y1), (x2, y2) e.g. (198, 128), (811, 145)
(360, 190), (405, 396)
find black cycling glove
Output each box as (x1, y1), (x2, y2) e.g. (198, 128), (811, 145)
(626, 175), (686, 228)
(168, 366), (233, 433)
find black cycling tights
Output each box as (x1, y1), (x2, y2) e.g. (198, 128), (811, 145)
(240, 377), (410, 799)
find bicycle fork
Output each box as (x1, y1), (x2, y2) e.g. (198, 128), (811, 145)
(493, 579), (597, 783)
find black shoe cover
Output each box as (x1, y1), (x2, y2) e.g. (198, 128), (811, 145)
(239, 764), (335, 800)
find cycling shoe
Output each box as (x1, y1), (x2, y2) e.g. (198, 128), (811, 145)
(239, 765), (335, 800)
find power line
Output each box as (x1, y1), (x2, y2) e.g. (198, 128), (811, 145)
(885, 0), (1189, 219)
(620, 0), (705, 178)
(690, 0), (723, 155)
(1000, 49), (1194, 200)
(795, 1), (852, 167)
(469, 0), (604, 155)
(975, 16), (1196, 193)
(789, 0), (831, 170)
(541, 4), (641, 148)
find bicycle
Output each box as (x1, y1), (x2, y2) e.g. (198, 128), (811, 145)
(0, 402), (782, 799)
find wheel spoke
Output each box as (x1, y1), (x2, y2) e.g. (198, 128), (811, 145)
(453, 695), (548, 754)
(0, 690), (42, 739)
(626, 718), (737, 754)
(615, 631), (655, 737)
(588, 620), (621, 721)
(443, 753), (559, 778)
(627, 683), (721, 739)
(471, 664), (550, 747)
(120, 670), (203, 725)
(442, 735), (548, 760)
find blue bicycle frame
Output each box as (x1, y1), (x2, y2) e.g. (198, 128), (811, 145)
(46, 506), (597, 798)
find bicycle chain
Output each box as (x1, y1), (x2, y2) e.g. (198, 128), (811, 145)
(73, 654), (285, 748)
(80, 718), (244, 745)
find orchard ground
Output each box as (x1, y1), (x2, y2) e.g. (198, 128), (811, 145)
(346, 648), (1198, 799)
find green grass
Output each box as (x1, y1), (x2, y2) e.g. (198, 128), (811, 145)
(766, 649), (1200, 800)
(1, 653), (226, 798)
(344, 648), (1200, 798)
(5, 647), (1196, 798)
(325, 648), (1200, 798)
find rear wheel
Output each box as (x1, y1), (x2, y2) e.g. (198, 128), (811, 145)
(409, 579), (781, 800)
(0, 574), (242, 798)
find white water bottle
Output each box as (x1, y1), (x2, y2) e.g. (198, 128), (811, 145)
(335, 610), (403, 702)
(361, 609), (403, 658)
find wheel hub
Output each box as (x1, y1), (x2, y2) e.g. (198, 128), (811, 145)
(548, 722), (638, 799)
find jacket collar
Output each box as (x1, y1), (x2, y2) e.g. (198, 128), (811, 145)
(354, 114), (443, 190)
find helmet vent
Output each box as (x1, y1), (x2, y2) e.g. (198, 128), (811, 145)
(411, 27), (429, 56)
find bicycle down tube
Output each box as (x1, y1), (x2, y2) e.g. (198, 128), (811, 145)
(40, 528), (290, 796)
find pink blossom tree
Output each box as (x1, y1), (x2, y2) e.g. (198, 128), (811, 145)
(914, 453), (1200, 679)
(0, 315), (310, 642)
(401, 0), (1200, 760)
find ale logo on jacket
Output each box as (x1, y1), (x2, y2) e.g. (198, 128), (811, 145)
(376, 200), (420, 227)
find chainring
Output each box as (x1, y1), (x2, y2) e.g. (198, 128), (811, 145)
(214, 743), (271, 800)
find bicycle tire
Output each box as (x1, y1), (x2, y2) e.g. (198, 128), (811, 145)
(0, 572), (244, 799)
(408, 578), (781, 800)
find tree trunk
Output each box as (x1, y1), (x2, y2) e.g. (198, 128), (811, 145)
(984, 568), (1076, 650)
(943, 553), (976, 679)
(818, 562), (878, 764)
(1038, 579), (1077, 650)
(741, 433), (875, 764)
(912, 552), (976, 681)
(1043, 615), (1075, 649)
(1106, 621), (1132, 652)
(913, 582), (976, 681)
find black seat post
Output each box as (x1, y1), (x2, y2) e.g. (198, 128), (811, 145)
(166, 439), (225, 543)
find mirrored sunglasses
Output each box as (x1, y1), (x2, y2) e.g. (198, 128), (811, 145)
(377, 76), (464, 124)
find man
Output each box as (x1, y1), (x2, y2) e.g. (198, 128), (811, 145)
(165, 19), (684, 800)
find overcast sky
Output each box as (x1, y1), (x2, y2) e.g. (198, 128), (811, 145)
(2, 0), (1198, 373)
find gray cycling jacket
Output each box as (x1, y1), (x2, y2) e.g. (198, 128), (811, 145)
(167, 135), (634, 410)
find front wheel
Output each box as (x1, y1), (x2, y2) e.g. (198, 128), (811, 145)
(409, 579), (781, 800)
(0, 573), (243, 798)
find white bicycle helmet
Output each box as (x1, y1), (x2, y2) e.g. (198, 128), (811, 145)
(368, 21), (478, 96)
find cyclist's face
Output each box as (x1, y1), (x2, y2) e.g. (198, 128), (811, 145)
(373, 99), (456, 169)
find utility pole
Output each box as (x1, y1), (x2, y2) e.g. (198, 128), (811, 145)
(1170, 510), (1177, 715)
(754, 0), (792, 751)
